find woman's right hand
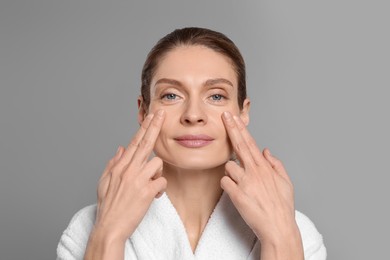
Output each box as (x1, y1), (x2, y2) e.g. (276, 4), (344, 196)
(91, 110), (167, 244)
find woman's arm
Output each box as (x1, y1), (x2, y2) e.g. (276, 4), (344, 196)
(221, 111), (304, 260)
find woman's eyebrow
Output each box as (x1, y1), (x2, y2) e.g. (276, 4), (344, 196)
(154, 78), (233, 88)
(204, 78), (233, 88)
(154, 78), (182, 87)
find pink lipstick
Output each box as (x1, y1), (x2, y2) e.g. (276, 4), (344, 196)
(174, 135), (214, 148)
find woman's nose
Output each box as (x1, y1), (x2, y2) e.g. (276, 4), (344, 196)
(180, 100), (208, 125)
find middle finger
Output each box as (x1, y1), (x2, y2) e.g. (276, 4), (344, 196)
(222, 111), (254, 168)
(132, 109), (165, 165)
(233, 115), (265, 165)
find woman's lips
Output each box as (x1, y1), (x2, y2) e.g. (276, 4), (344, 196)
(174, 135), (214, 148)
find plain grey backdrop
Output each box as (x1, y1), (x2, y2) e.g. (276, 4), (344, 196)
(1, 0), (389, 259)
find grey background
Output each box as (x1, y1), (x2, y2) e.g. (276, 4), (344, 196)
(0, 0), (389, 259)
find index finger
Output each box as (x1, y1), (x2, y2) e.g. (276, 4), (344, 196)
(132, 109), (165, 165)
(114, 113), (154, 171)
(222, 111), (254, 168)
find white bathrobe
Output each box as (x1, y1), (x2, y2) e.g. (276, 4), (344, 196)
(57, 192), (326, 259)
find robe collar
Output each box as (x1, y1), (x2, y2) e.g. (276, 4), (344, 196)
(130, 191), (257, 260)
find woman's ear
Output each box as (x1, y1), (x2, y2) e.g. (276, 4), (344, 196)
(137, 95), (148, 125)
(240, 98), (250, 126)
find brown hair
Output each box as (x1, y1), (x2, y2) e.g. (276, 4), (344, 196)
(141, 27), (247, 110)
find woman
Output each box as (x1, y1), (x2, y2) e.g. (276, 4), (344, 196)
(57, 27), (326, 260)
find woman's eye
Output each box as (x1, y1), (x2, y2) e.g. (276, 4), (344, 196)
(162, 93), (178, 100)
(210, 94), (224, 101)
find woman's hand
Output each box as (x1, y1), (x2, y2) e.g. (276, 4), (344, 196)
(85, 110), (167, 259)
(221, 111), (304, 260)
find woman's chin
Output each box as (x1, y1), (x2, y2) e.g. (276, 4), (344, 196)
(158, 155), (229, 171)
(153, 145), (232, 171)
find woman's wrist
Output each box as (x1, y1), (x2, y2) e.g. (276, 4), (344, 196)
(259, 224), (304, 260)
(84, 227), (126, 260)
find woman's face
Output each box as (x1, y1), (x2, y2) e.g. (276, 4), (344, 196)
(139, 45), (249, 170)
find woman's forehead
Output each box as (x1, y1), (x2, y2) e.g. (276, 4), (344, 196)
(151, 45), (238, 89)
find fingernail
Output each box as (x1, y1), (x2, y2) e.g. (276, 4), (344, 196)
(233, 116), (247, 131)
(157, 110), (165, 117)
(233, 115), (242, 124)
(223, 111), (231, 119)
(146, 113), (154, 120)
(116, 146), (121, 155)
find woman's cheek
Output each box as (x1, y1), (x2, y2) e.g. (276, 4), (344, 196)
(153, 113), (172, 154)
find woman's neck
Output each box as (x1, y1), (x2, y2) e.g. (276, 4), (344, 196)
(162, 162), (225, 251)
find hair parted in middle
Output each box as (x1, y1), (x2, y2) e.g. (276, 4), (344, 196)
(140, 27), (247, 110)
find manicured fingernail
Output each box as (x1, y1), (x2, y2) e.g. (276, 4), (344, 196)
(146, 113), (154, 120)
(116, 146), (121, 155)
(223, 111), (231, 119)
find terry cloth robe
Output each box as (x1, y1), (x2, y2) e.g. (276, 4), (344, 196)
(57, 192), (327, 260)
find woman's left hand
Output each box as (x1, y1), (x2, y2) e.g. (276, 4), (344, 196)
(221, 111), (303, 259)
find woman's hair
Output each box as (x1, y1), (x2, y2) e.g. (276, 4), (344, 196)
(141, 27), (247, 110)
